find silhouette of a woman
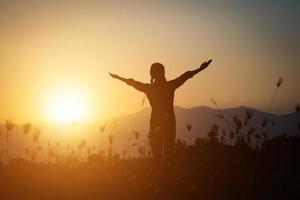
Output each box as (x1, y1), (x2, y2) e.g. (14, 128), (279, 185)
(109, 59), (212, 162)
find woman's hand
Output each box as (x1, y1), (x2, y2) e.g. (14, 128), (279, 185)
(109, 73), (129, 83)
(199, 59), (212, 71)
(109, 73), (120, 79)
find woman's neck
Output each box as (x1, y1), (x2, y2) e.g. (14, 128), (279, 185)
(154, 77), (166, 83)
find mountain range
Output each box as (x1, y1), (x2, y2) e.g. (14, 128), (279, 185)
(100, 106), (299, 145)
(0, 106), (299, 160)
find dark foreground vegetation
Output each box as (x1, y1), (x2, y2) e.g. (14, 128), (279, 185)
(1, 135), (300, 200)
(1, 89), (299, 199)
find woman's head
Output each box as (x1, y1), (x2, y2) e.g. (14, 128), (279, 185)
(150, 63), (165, 84)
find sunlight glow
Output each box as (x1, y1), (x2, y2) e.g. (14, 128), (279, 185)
(48, 88), (88, 123)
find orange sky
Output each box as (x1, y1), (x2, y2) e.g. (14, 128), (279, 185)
(0, 0), (299, 123)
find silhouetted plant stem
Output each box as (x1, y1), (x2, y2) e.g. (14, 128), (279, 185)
(262, 77), (284, 136)
(210, 97), (234, 129)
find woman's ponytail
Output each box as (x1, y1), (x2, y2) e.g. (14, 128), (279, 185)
(150, 77), (154, 84)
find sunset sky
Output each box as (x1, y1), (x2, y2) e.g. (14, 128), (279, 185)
(0, 0), (299, 123)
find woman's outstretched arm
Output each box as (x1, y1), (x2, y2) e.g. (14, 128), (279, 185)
(189, 59), (212, 77)
(170, 59), (212, 89)
(109, 73), (129, 83)
(109, 73), (149, 93)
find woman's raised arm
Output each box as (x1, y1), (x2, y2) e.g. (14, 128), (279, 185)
(170, 59), (212, 89)
(109, 73), (128, 83)
(190, 59), (212, 77)
(109, 73), (149, 93)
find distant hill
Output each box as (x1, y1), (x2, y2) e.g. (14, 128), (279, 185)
(99, 106), (299, 146)
(0, 106), (299, 161)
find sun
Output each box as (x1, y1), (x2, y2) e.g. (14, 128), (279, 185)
(47, 88), (88, 123)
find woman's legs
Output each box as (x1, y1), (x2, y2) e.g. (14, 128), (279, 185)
(163, 128), (176, 161)
(149, 121), (176, 163)
(150, 131), (164, 163)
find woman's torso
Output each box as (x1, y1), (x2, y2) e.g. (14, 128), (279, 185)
(146, 81), (176, 132)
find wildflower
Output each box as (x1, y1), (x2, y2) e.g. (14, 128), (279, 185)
(32, 128), (41, 144)
(22, 122), (32, 135)
(233, 115), (242, 130)
(245, 109), (254, 120)
(210, 97), (217, 105)
(247, 127), (256, 136)
(261, 118), (268, 128)
(100, 125), (106, 133)
(5, 120), (14, 132)
(134, 131), (140, 140)
(276, 77), (283, 87)
(87, 147), (91, 154)
(186, 124), (192, 132)
(208, 124), (219, 140)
